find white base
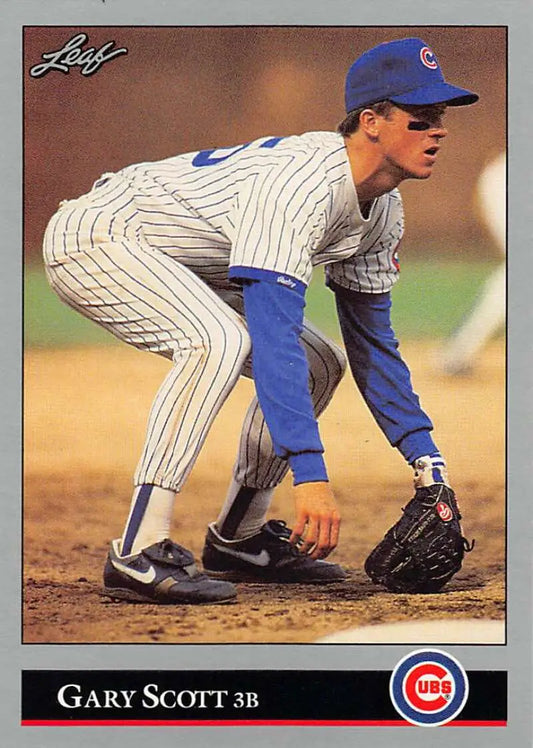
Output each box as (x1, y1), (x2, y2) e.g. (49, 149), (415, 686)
(316, 618), (505, 644)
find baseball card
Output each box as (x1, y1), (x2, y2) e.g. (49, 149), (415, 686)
(1, 0), (531, 745)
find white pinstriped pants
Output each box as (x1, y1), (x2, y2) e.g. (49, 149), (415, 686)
(42, 180), (346, 492)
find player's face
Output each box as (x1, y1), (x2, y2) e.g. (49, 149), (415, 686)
(377, 104), (448, 180)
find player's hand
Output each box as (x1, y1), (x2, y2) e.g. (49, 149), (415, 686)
(290, 481), (340, 560)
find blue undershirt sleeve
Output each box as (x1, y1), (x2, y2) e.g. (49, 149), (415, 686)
(240, 276), (328, 485)
(331, 283), (439, 464)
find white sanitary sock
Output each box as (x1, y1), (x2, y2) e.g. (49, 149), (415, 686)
(120, 484), (175, 556)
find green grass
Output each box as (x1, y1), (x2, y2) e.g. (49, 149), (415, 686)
(25, 259), (501, 348)
(25, 268), (114, 347)
(307, 259), (501, 340)
(393, 260), (502, 337)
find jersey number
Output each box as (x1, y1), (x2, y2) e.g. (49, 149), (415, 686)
(192, 137), (283, 167)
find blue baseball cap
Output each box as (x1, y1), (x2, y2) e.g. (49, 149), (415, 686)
(345, 37), (478, 113)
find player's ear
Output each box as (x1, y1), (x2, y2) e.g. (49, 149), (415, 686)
(359, 108), (382, 140)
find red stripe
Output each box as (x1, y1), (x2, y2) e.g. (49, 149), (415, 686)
(447, 721), (507, 727)
(21, 719), (507, 728)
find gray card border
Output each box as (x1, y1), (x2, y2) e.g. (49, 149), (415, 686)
(3, 0), (532, 746)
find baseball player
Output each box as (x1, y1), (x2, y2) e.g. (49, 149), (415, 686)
(438, 151), (506, 374)
(43, 38), (478, 604)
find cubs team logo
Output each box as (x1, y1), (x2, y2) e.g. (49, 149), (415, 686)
(390, 649), (469, 726)
(420, 46), (439, 70)
(392, 251), (400, 272)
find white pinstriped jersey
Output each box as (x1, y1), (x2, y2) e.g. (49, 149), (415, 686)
(115, 130), (404, 294)
(41, 130), (409, 493)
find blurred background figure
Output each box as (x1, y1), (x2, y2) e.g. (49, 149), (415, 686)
(438, 151), (506, 375)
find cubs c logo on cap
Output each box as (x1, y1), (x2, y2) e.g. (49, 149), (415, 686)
(390, 649), (469, 726)
(420, 46), (438, 69)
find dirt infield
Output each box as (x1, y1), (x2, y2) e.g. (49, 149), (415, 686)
(23, 341), (505, 643)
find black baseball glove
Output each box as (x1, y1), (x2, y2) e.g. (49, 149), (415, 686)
(364, 483), (474, 594)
